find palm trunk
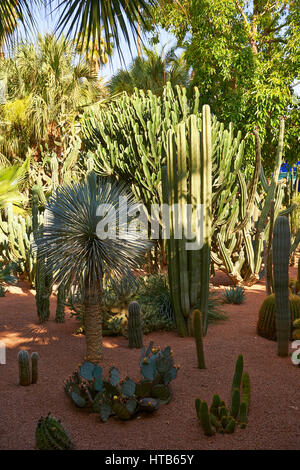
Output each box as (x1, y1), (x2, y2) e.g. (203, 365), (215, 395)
(84, 293), (103, 364)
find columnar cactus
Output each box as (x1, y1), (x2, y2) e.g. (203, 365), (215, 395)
(128, 301), (143, 348)
(273, 216), (291, 356)
(193, 309), (206, 369)
(162, 109), (212, 336)
(55, 284), (65, 323)
(18, 350), (31, 386)
(31, 352), (39, 384)
(35, 413), (74, 450)
(32, 185), (51, 323)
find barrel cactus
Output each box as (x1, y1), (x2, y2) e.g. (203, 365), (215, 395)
(35, 413), (74, 450)
(257, 294), (300, 340)
(273, 216), (291, 356)
(128, 301), (143, 348)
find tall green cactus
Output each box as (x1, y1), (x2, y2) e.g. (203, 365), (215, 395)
(31, 352), (39, 384)
(193, 309), (206, 369)
(162, 108), (212, 336)
(273, 216), (291, 356)
(128, 301), (143, 348)
(55, 284), (65, 323)
(33, 185), (51, 323)
(18, 350), (31, 386)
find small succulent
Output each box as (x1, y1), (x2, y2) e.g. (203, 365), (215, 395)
(35, 413), (74, 450)
(223, 286), (246, 304)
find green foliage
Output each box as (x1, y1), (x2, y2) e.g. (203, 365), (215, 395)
(223, 286), (246, 304)
(258, 293), (300, 340)
(110, 45), (189, 96)
(154, 0), (300, 168)
(195, 354), (250, 435)
(35, 413), (74, 450)
(64, 342), (178, 421)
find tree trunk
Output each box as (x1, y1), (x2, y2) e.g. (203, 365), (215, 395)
(84, 295), (103, 364)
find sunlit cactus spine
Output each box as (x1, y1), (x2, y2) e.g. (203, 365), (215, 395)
(128, 301), (143, 348)
(31, 352), (39, 384)
(273, 216), (291, 356)
(18, 350), (31, 386)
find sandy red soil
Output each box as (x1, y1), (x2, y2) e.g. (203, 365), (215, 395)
(0, 269), (299, 450)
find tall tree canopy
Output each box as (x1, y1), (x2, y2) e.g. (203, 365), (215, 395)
(154, 0), (300, 169)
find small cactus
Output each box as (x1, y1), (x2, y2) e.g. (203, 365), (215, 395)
(199, 401), (215, 436)
(18, 350), (30, 386)
(128, 301), (143, 348)
(35, 413), (74, 450)
(31, 352), (39, 384)
(193, 309), (206, 369)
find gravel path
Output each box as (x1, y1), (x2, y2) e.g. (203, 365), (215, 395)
(0, 270), (299, 450)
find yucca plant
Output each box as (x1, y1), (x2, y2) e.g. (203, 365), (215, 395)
(223, 286), (246, 305)
(35, 173), (151, 364)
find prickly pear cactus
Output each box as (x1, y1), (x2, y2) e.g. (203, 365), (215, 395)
(35, 413), (74, 450)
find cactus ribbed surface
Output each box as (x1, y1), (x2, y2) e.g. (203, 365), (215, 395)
(32, 185), (51, 323)
(18, 350), (31, 386)
(193, 309), (206, 369)
(199, 401), (215, 436)
(35, 414), (74, 450)
(31, 352), (39, 384)
(128, 301), (143, 348)
(55, 284), (65, 323)
(163, 109), (212, 337)
(257, 294), (300, 340)
(273, 216), (291, 356)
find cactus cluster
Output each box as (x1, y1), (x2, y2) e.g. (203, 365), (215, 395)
(0, 204), (36, 284)
(64, 342), (178, 422)
(195, 354), (250, 436)
(162, 109), (212, 337)
(257, 294), (300, 340)
(18, 350), (39, 386)
(223, 286), (246, 304)
(35, 413), (74, 450)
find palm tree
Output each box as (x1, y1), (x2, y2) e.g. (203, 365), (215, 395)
(0, 157), (29, 208)
(110, 45), (190, 96)
(36, 173), (151, 363)
(1, 1), (156, 60)
(0, 34), (105, 157)
(74, 30), (114, 74)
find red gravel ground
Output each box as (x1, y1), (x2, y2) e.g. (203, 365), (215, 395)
(0, 269), (299, 450)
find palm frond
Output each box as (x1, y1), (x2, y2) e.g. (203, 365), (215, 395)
(51, 0), (156, 61)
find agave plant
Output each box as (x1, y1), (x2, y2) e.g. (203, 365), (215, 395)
(35, 173), (151, 364)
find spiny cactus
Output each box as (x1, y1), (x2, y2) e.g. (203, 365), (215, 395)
(55, 284), (65, 323)
(32, 185), (51, 323)
(292, 318), (300, 340)
(196, 354), (250, 435)
(223, 286), (246, 304)
(18, 350), (31, 386)
(31, 352), (39, 384)
(257, 294), (300, 340)
(35, 413), (74, 450)
(193, 309), (206, 369)
(128, 301), (143, 348)
(273, 216), (291, 356)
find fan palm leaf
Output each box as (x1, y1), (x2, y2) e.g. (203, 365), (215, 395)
(36, 173), (152, 363)
(51, 0), (156, 60)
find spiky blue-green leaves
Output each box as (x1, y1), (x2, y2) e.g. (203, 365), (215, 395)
(35, 173), (152, 363)
(223, 286), (246, 304)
